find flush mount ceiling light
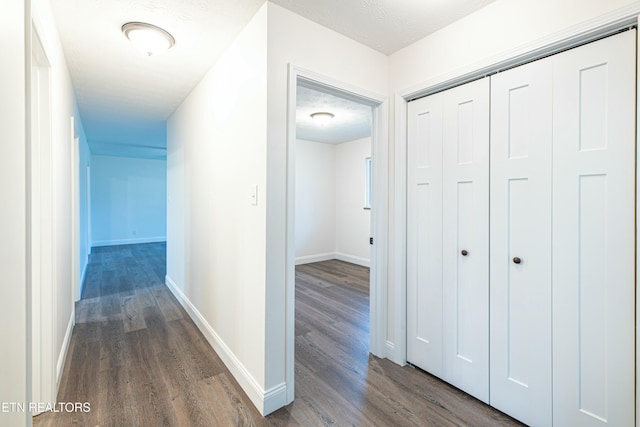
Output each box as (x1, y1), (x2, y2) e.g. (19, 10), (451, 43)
(122, 22), (175, 56)
(310, 112), (335, 126)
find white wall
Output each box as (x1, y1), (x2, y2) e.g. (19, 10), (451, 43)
(335, 137), (371, 266)
(295, 139), (336, 263)
(167, 2), (387, 415)
(295, 138), (371, 267)
(385, 0), (640, 359)
(0, 1), (28, 424)
(166, 3), (269, 414)
(90, 155), (166, 247)
(266, 2), (388, 406)
(32, 0), (85, 401)
(389, 0), (639, 92)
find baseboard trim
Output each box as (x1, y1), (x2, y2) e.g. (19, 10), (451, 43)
(92, 237), (166, 247)
(335, 252), (370, 268)
(295, 252), (336, 265)
(296, 252), (371, 267)
(263, 382), (288, 415)
(385, 340), (406, 366)
(56, 310), (75, 394)
(165, 275), (281, 416)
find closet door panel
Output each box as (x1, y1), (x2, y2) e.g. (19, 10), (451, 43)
(489, 58), (553, 427)
(407, 94), (444, 374)
(552, 30), (636, 427)
(442, 78), (490, 403)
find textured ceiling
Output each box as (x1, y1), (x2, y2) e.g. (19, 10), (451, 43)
(297, 85), (372, 144)
(51, 0), (496, 158)
(270, 0), (496, 55)
(51, 0), (264, 158)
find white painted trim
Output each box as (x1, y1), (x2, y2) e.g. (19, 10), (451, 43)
(286, 64), (297, 405)
(78, 253), (89, 301)
(263, 382), (288, 416)
(56, 309), (74, 395)
(370, 95), (389, 360)
(335, 252), (370, 268)
(286, 66), (389, 408)
(295, 253), (336, 265)
(384, 340), (396, 361)
(71, 117), (80, 308)
(165, 275), (281, 416)
(635, 18), (639, 427)
(400, 3), (640, 100)
(91, 237), (166, 247)
(393, 5), (640, 370)
(295, 252), (371, 267)
(30, 19), (57, 410)
(86, 165), (91, 254)
(390, 94), (408, 366)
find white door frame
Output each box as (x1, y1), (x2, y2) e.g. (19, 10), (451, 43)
(72, 117), (81, 302)
(87, 164), (92, 256)
(30, 22), (55, 410)
(392, 5), (639, 424)
(285, 64), (389, 402)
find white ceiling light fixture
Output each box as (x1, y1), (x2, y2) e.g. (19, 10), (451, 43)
(310, 111), (335, 126)
(122, 22), (175, 56)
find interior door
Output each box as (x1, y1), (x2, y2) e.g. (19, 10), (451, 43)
(489, 57), (553, 426)
(441, 78), (490, 403)
(407, 92), (444, 375)
(551, 30), (636, 427)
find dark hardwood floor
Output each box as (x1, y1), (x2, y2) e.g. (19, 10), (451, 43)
(34, 244), (523, 426)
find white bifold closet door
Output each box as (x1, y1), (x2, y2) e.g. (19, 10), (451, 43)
(441, 79), (490, 402)
(489, 55), (554, 427)
(407, 91), (444, 377)
(490, 30), (636, 426)
(551, 30), (635, 427)
(407, 78), (490, 402)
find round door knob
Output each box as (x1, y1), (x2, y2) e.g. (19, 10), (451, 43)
(461, 249), (468, 256)
(513, 257), (522, 264)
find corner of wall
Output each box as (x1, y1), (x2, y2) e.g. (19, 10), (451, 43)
(56, 308), (75, 396)
(165, 275), (284, 416)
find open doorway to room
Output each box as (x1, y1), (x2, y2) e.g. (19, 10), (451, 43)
(293, 79), (374, 398)
(285, 69), (389, 407)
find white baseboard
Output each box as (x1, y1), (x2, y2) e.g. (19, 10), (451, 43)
(335, 252), (370, 268)
(92, 236), (166, 247)
(263, 382), (288, 416)
(296, 252), (371, 267)
(56, 310), (75, 394)
(295, 252), (336, 265)
(385, 340), (406, 366)
(165, 275), (286, 416)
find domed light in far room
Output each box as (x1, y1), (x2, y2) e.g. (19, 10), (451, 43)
(310, 112), (335, 126)
(122, 22), (175, 56)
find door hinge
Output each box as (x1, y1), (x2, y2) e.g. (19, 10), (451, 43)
(369, 237), (373, 245)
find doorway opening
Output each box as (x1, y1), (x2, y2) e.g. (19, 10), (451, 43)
(30, 24), (55, 413)
(285, 67), (388, 402)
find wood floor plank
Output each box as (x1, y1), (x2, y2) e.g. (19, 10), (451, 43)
(35, 245), (523, 427)
(150, 285), (184, 322)
(121, 292), (147, 333)
(98, 319), (126, 372)
(124, 328), (180, 427)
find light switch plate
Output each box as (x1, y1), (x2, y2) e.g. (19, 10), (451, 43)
(250, 185), (258, 206)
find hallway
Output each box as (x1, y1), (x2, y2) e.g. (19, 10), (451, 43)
(34, 243), (268, 426)
(34, 243), (522, 426)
